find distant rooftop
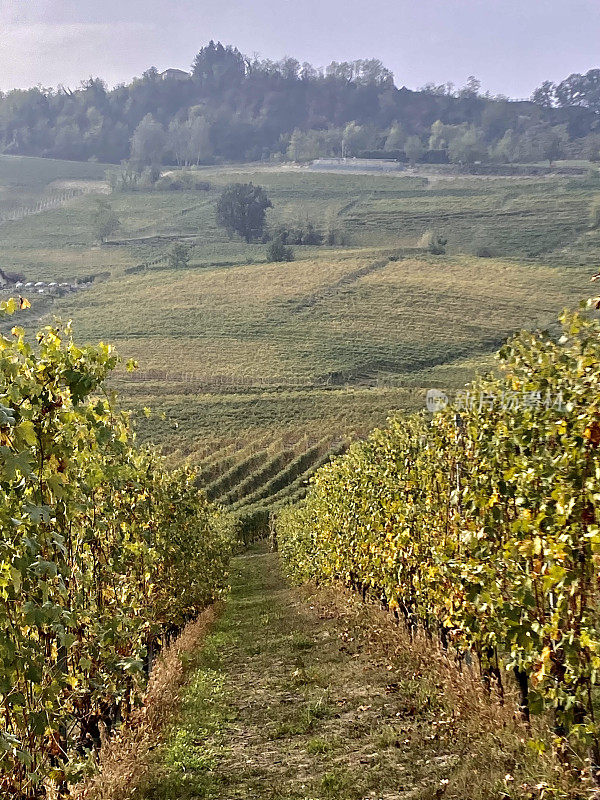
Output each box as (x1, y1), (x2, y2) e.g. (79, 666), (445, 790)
(160, 69), (191, 81)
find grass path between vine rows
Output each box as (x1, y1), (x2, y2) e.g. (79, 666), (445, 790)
(135, 544), (559, 800)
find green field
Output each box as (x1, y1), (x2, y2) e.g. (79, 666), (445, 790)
(0, 161), (594, 520)
(0, 154), (108, 221)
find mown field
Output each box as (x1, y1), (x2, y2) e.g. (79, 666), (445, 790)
(0, 156), (594, 519)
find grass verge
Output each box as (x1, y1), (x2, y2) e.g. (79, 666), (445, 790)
(115, 545), (592, 800)
(74, 605), (219, 800)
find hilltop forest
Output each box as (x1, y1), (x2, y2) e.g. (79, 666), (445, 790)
(2, 41), (600, 165)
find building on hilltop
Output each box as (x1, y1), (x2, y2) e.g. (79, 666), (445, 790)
(160, 69), (191, 82)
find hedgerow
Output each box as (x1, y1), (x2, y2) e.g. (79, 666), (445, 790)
(277, 300), (600, 770)
(0, 300), (233, 797)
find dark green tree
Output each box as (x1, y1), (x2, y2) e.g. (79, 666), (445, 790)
(92, 198), (120, 243)
(428, 234), (447, 255)
(192, 41), (246, 89)
(266, 237), (294, 262)
(167, 242), (191, 269)
(216, 183), (272, 243)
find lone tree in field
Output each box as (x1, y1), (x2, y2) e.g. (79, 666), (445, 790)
(168, 242), (191, 269)
(216, 182), (272, 243)
(266, 237), (294, 262)
(92, 198), (120, 244)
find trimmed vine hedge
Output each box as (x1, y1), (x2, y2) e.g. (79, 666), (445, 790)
(0, 301), (233, 797)
(277, 301), (600, 763)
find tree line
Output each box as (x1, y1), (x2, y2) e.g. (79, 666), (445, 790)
(0, 41), (599, 166)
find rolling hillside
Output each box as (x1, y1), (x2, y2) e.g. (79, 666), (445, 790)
(0, 161), (593, 527)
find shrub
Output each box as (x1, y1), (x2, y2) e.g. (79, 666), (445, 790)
(474, 244), (494, 258)
(471, 229), (498, 258)
(109, 165), (211, 193)
(268, 219), (323, 246)
(156, 171), (211, 191)
(167, 242), (191, 269)
(419, 229), (447, 255)
(325, 223), (346, 246)
(267, 238), (295, 262)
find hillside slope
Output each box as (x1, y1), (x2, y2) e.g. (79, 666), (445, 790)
(0, 163), (593, 515)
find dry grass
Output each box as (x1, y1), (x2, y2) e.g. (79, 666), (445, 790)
(116, 547), (597, 800)
(304, 583), (598, 799)
(72, 604), (220, 800)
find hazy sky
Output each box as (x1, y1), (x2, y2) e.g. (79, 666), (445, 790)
(1, 0), (599, 98)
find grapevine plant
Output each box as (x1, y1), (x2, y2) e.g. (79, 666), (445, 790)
(0, 300), (233, 797)
(277, 301), (600, 769)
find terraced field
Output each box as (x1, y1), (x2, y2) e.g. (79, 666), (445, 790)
(54, 251), (585, 385)
(0, 159), (595, 533)
(183, 432), (347, 542)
